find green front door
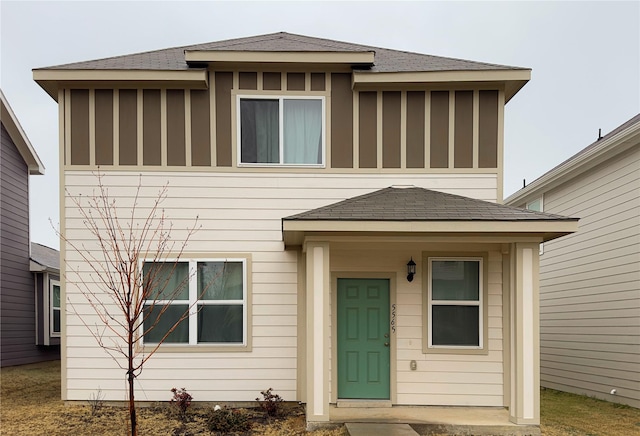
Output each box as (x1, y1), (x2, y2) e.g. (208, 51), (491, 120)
(337, 278), (390, 399)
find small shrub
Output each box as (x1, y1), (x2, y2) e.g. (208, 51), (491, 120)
(206, 407), (251, 433)
(87, 388), (105, 417)
(256, 387), (284, 417)
(170, 387), (193, 422)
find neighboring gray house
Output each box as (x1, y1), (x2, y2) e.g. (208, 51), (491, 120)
(505, 114), (640, 408)
(1, 89), (60, 366)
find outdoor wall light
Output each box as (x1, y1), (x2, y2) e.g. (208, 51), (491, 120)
(407, 257), (416, 282)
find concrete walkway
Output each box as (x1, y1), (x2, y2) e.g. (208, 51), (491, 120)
(333, 405), (541, 436)
(346, 423), (419, 436)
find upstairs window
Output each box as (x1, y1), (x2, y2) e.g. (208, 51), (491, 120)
(239, 96), (324, 166)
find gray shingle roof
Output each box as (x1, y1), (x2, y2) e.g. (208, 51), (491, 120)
(36, 32), (528, 73)
(31, 242), (60, 270)
(284, 186), (577, 222)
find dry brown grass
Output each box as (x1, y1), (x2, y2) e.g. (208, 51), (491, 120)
(0, 360), (346, 435)
(3, 361), (640, 435)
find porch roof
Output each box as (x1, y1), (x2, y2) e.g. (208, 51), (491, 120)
(282, 186), (578, 247)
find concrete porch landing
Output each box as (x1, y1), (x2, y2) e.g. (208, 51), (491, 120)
(331, 405), (541, 436)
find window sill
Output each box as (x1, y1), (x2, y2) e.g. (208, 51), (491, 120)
(142, 343), (252, 353)
(422, 346), (488, 355)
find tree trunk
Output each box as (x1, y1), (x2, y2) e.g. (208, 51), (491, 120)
(128, 369), (137, 436)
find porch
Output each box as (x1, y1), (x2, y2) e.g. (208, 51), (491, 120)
(331, 405), (540, 435)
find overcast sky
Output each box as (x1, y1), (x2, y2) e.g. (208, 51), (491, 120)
(1, 1), (638, 250)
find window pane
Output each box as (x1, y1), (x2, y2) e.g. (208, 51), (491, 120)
(432, 260), (479, 301)
(241, 99), (279, 163)
(283, 99), (322, 164)
(526, 198), (541, 212)
(197, 305), (243, 343)
(52, 284), (61, 308)
(197, 262), (243, 300)
(432, 305), (479, 346)
(143, 304), (189, 343)
(143, 262), (189, 300)
(53, 309), (60, 333)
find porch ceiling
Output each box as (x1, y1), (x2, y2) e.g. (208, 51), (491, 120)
(282, 186), (578, 247)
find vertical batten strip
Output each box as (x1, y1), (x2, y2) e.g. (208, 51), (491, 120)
(473, 90), (480, 168)
(353, 90), (359, 168)
(185, 90), (192, 167)
(325, 73), (332, 168)
(64, 89), (71, 166)
(88, 90), (96, 166)
(376, 91), (383, 169)
(448, 91), (455, 169)
(281, 71), (286, 91)
(424, 91), (431, 169)
(136, 89), (143, 166)
(497, 89), (506, 202)
(400, 91), (407, 169)
(160, 89), (167, 166)
(113, 90), (119, 166)
(256, 70), (263, 91)
(210, 72), (217, 167)
(233, 71), (239, 91)
(305, 73), (311, 91)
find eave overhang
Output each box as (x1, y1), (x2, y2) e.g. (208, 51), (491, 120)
(0, 90), (45, 175)
(29, 260), (59, 274)
(32, 69), (209, 101)
(352, 69), (531, 102)
(184, 50), (376, 66)
(282, 219), (579, 247)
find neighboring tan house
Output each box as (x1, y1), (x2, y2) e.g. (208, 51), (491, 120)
(1, 89), (60, 366)
(33, 32), (578, 430)
(505, 114), (640, 408)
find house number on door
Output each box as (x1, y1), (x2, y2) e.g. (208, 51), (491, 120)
(391, 304), (397, 334)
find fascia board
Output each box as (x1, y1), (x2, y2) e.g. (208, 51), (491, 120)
(184, 50), (375, 65)
(505, 121), (640, 206)
(283, 219), (578, 234)
(0, 90), (45, 175)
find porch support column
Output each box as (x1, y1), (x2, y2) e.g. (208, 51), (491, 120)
(510, 242), (540, 425)
(305, 241), (330, 427)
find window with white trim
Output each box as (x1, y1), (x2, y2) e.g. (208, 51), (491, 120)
(50, 280), (61, 336)
(427, 258), (483, 349)
(238, 96), (325, 166)
(142, 259), (247, 346)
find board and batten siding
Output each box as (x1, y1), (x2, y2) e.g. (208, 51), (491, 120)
(62, 73), (502, 180)
(0, 124), (59, 366)
(62, 170), (498, 402)
(538, 145), (640, 408)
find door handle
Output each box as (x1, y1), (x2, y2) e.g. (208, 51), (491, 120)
(384, 342), (390, 347)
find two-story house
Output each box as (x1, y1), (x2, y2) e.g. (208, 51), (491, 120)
(33, 32), (577, 430)
(1, 89), (60, 366)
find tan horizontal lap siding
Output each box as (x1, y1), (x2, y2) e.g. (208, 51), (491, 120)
(538, 146), (640, 407)
(62, 170), (499, 403)
(94, 89), (113, 165)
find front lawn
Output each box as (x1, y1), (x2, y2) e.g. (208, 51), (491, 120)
(2, 360), (639, 435)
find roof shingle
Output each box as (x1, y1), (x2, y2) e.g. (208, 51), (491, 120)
(37, 32), (528, 73)
(284, 186), (576, 222)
